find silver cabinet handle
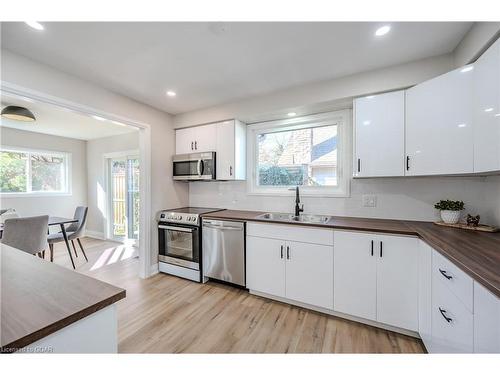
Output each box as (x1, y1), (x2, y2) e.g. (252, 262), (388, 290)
(191, 141), (194, 150)
(195, 141), (197, 150)
(286, 245), (290, 260)
(280, 245), (284, 259)
(229, 166), (233, 176)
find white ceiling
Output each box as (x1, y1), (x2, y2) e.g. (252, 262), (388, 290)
(1, 22), (472, 115)
(0, 93), (138, 140)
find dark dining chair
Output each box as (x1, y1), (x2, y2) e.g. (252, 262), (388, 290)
(1, 215), (49, 256)
(48, 206), (89, 263)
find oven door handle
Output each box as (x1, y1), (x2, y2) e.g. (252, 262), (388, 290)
(158, 225), (195, 233)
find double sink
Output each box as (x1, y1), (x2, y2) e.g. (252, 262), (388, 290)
(256, 212), (332, 224)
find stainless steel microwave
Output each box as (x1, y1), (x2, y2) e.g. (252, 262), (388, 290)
(173, 152), (216, 181)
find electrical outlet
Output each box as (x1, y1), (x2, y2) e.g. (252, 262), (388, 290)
(362, 195), (377, 208)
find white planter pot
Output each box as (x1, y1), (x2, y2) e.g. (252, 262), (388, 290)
(440, 210), (462, 224)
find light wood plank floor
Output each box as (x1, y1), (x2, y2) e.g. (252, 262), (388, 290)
(49, 238), (425, 353)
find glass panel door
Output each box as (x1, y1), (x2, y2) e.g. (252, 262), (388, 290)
(109, 155), (140, 241)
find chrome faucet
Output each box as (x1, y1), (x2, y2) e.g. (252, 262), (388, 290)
(293, 186), (304, 217)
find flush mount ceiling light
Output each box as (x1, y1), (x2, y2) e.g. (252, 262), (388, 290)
(461, 66), (474, 73)
(166, 90), (177, 97)
(1, 105), (36, 122)
(287, 112), (297, 117)
(25, 21), (44, 31)
(485, 108), (494, 112)
(375, 25), (391, 37)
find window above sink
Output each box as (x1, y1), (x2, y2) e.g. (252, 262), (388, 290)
(247, 110), (351, 197)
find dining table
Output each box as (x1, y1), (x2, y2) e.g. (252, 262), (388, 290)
(0, 216), (79, 269)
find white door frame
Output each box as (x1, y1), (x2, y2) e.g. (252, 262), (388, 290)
(0, 82), (152, 279)
(103, 149), (140, 242)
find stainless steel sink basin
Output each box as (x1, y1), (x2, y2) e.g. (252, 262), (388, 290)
(257, 212), (331, 224)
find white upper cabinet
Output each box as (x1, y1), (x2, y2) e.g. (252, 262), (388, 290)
(216, 120), (246, 180)
(175, 123), (216, 154)
(354, 90), (405, 177)
(473, 38), (500, 173)
(405, 66), (474, 175)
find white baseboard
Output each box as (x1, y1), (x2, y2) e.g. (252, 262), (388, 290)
(84, 230), (105, 240)
(149, 263), (159, 276)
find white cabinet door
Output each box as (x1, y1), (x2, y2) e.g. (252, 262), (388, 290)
(376, 235), (419, 331)
(246, 236), (285, 298)
(175, 127), (194, 154)
(418, 241), (433, 350)
(334, 231), (377, 321)
(193, 123), (217, 152)
(406, 67), (474, 175)
(354, 91), (405, 177)
(473, 281), (500, 353)
(473, 38), (500, 173)
(216, 120), (235, 180)
(285, 241), (334, 309)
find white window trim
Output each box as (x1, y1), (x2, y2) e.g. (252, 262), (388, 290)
(0, 145), (72, 197)
(246, 110), (351, 197)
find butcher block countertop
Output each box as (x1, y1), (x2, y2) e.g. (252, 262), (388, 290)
(202, 209), (500, 299)
(1, 244), (126, 353)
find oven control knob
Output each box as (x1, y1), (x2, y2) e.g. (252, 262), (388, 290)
(178, 216), (183, 220)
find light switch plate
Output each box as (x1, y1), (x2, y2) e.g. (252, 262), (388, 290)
(362, 194), (377, 208)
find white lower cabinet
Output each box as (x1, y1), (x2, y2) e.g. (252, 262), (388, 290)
(418, 241), (433, 350)
(473, 281), (500, 353)
(431, 274), (473, 353)
(333, 231), (419, 331)
(246, 223), (333, 310)
(246, 236), (286, 298)
(285, 241), (334, 309)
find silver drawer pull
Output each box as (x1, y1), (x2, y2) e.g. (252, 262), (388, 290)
(439, 308), (453, 323)
(439, 268), (453, 280)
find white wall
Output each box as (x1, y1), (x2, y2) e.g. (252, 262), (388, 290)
(453, 22), (500, 66)
(173, 53), (455, 128)
(0, 127), (87, 219)
(86, 132), (139, 237)
(1, 50), (189, 268)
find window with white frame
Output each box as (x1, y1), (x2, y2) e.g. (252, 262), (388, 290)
(247, 110), (350, 196)
(0, 147), (71, 195)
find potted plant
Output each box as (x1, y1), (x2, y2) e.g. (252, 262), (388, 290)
(434, 200), (465, 224)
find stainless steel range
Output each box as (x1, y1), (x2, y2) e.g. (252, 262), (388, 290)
(157, 207), (223, 282)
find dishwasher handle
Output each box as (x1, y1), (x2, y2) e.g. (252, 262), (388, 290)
(203, 223), (243, 231)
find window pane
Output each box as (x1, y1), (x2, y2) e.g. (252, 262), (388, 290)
(0, 151), (28, 192)
(257, 125), (338, 187)
(31, 154), (65, 192)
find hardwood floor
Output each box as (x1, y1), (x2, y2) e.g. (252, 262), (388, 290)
(49, 237), (425, 353)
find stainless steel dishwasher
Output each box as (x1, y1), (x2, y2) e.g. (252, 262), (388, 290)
(202, 219), (245, 287)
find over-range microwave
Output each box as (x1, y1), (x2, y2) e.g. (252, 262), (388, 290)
(173, 152), (216, 181)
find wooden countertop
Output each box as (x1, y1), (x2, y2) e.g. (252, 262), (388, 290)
(1, 244), (126, 352)
(202, 209), (500, 298)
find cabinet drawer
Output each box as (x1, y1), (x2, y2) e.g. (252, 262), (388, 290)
(247, 222), (333, 246)
(432, 274), (474, 353)
(432, 250), (473, 312)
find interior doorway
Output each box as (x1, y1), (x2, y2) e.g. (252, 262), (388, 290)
(108, 153), (140, 243)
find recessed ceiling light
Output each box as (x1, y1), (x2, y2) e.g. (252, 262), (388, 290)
(495, 113), (500, 117)
(166, 91), (177, 97)
(25, 21), (44, 31)
(457, 123), (467, 128)
(363, 120), (371, 126)
(92, 115), (106, 121)
(375, 25), (391, 37)
(460, 66), (474, 73)
(287, 112), (297, 117)
(485, 108), (494, 112)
